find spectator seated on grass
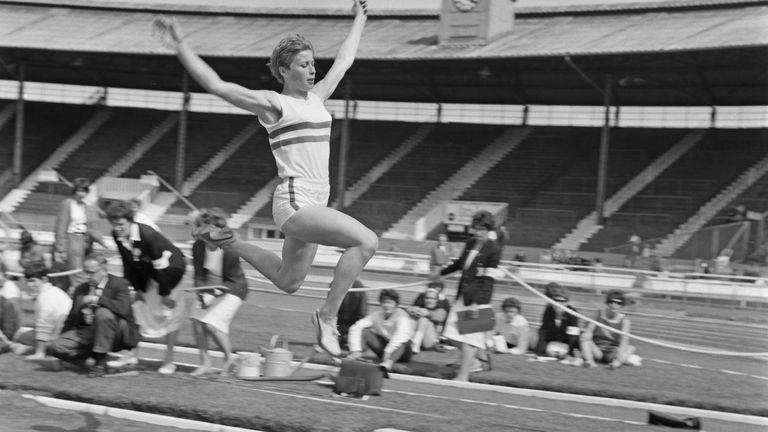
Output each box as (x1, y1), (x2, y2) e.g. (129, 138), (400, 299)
(0, 260), (23, 354)
(18, 230), (71, 295)
(490, 297), (530, 355)
(406, 283), (450, 353)
(336, 279), (368, 351)
(534, 283), (580, 362)
(15, 262), (72, 360)
(580, 289), (639, 369)
(49, 254), (138, 377)
(347, 288), (414, 371)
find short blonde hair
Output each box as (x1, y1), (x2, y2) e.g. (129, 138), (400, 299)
(268, 34), (314, 84)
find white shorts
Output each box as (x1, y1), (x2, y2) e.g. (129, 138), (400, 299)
(190, 293), (243, 335)
(272, 177), (330, 230)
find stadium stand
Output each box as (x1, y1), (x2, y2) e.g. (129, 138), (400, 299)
(1, 102), (96, 181)
(55, 108), (170, 183)
(497, 127), (682, 248)
(122, 111), (252, 183)
(584, 129), (768, 252)
(328, 119), (423, 204)
(343, 123), (506, 235)
(172, 126), (273, 215)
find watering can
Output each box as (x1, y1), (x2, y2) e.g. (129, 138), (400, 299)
(235, 352), (263, 380)
(263, 335), (294, 377)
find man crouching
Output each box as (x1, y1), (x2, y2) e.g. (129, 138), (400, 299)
(49, 253), (138, 377)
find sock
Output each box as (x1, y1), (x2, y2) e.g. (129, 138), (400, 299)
(411, 331), (424, 353)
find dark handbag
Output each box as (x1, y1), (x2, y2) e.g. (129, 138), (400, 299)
(334, 360), (387, 396)
(456, 306), (495, 334)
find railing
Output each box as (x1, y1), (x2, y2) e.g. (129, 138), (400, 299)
(2, 79), (768, 128)
(516, 208), (577, 225)
(605, 221), (753, 261)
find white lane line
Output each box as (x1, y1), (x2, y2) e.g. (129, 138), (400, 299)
(220, 382), (444, 418)
(384, 389), (646, 426)
(646, 359), (768, 380)
(21, 394), (261, 432)
(389, 374), (768, 426)
(131, 344), (768, 426)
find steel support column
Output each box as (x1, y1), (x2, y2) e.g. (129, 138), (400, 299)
(175, 73), (190, 191)
(596, 75), (613, 225)
(12, 62), (26, 186)
(336, 79), (352, 209)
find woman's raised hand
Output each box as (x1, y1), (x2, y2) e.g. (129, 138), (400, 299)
(152, 15), (185, 49)
(352, 0), (368, 16)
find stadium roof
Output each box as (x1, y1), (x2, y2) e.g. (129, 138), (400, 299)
(0, 0), (766, 106)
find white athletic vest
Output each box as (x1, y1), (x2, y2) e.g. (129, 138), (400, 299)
(259, 92), (332, 180)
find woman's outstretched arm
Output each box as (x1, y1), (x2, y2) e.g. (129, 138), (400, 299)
(153, 16), (280, 121)
(312, 0), (368, 100)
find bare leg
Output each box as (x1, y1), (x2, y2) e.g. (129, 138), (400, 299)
(454, 343), (478, 382)
(224, 239), (316, 295)
(281, 206), (378, 319)
(159, 330), (179, 374)
(190, 320), (212, 376)
(579, 336), (601, 367)
(207, 205), (376, 356)
(204, 323), (235, 376)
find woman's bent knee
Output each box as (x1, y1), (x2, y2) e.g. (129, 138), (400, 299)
(358, 230), (379, 259)
(279, 279), (303, 294)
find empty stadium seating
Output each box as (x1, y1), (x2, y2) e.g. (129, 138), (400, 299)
(56, 107), (170, 182)
(584, 129), (768, 251)
(500, 127), (684, 248)
(328, 119), (422, 204)
(343, 122), (506, 235)
(1, 99), (764, 258)
(175, 126), (274, 214)
(0, 101), (96, 181)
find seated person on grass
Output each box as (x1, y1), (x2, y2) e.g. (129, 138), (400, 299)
(15, 262), (73, 359)
(580, 289), (636, 369)
(0, 260), (23, 354)
(535, 282), (581, 359)
(347, 289), (414, 370)
(49, 254), (138, 377)
(534, 282), (580, 360)
(406, 283), (450, 353)
(491, 297), (530, 355)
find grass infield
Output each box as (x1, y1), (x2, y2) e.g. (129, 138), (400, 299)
(1, 299), (766, 431)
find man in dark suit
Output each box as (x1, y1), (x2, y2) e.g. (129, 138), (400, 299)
(49, 253), (137, 377)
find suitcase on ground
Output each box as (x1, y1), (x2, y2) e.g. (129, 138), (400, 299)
(334, 360), (388, 396)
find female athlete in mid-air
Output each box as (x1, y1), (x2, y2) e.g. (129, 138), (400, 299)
(153, 0), (375, 356)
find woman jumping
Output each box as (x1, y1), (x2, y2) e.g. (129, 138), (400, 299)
(153, 0), (376, 356)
